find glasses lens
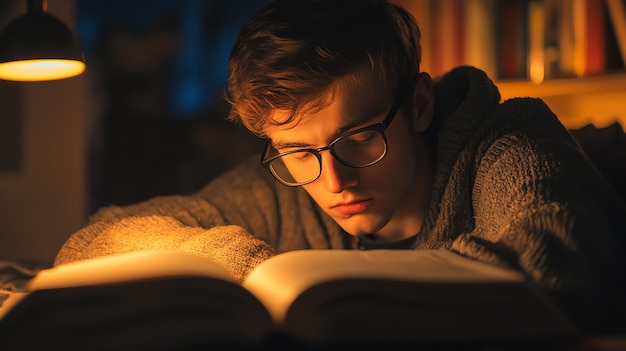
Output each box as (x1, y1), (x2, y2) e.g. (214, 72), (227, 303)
(333, 129), (387, 167)
(269, 151), (321, 186)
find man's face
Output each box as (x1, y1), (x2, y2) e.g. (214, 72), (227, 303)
(265, 79), (432, 242)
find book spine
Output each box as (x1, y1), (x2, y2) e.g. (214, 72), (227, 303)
(558, 0), (576, 75)
(464, 0), (497, 79)
(585, 0), (608, 75)
(528, 0), (546, 83)
(606, 0), (626, 66)
(432, 0), (466, 77)
(496, 0), (529, 80)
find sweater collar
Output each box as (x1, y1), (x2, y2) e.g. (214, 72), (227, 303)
(431, 66), (501, 152)
(417, 66), (502, 242)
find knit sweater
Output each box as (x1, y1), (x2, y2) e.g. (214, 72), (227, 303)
(55, 66), (626, 332)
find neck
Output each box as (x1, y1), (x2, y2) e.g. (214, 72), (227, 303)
(373, 137), (435, 243)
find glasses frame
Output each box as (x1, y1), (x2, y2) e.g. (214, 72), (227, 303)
(261, 93), (404, 186)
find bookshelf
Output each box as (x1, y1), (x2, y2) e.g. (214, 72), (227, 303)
(397, 0), (626, 130)
(498, 72), (626, 129)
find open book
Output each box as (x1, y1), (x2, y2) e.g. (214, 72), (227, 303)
(0, 249), (576, 349)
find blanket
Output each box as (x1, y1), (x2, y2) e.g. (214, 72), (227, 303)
(0, 260), (48, 308)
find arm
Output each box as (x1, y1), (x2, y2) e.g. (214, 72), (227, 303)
(55, 154), (343, 279)
(55, 217), (273, 283)
(54, 156), (284, 281)
(452, 131), (626, 332)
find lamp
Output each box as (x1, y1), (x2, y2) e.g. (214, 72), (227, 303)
(0, 0), (85, 81)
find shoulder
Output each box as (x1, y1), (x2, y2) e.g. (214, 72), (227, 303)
(470, 97), (618, 204)
(478, 97), (580, 163)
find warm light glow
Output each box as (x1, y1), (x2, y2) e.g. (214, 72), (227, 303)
(0, 59), (85, 81)
(528, 1), (545, 84)
(572, 0), (586, 77)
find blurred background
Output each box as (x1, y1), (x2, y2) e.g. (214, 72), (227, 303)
(0, 0), (625, 263)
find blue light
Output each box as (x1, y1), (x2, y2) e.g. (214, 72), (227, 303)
(76, 0), (270, 119)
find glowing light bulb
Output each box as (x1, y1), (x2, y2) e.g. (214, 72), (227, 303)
(0, 59), (85, 81)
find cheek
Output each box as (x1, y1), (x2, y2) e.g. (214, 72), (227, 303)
(301, 181), (326, 203)
(381, 120), (419, 173)
(359, 140), (418, 189)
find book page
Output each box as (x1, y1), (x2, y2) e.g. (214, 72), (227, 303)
(243, 248), (576, 342)
(242, 248), (524, 323)
(27, 251), (237, 291)
(0, 251), (276, 344)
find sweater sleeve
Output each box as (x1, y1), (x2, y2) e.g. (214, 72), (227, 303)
(54, 217), (274, 283)
(451, 131), (626, 332)
(53, 156), (286, 280)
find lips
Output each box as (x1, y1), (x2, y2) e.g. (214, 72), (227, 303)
(330, 199), (372, 217)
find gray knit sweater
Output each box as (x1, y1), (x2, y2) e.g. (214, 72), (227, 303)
(55, 66), (626, 332)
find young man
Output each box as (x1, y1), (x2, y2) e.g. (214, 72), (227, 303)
(55, 0), (625, 332)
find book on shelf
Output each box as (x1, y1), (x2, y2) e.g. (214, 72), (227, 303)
(403, 0), (625, 82)
(463, 0), (497, 80)
(529, 0), (624, 79)
(495, 0), (529, 80)
(0, 249), (577, 348)
(430, 0), (466, 77)
(528, 0), (547, 82)
(409, 0), (498, 79)
(607, 0), (626, 67)
(583, 0), (608, 75)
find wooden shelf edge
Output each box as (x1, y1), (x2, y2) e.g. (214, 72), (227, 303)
(496, 72), (626, 100)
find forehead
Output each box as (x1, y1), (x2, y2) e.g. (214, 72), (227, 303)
(263, 77), (393, 140)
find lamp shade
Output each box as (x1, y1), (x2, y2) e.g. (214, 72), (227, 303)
(0, 4), (85, 81)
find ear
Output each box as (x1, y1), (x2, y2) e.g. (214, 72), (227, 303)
(410, 72), (434, 132)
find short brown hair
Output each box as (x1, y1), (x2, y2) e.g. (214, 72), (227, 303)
(226, 0), (421, 136)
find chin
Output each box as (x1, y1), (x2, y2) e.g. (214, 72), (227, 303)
(336, 214), (388, 236)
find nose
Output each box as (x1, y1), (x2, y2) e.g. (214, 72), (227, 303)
(319, 151), (358, 193)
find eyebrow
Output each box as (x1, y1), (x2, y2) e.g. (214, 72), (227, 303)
(272, 102), (389, 150)
(336, 107), (386, 134)
(272, 141), (314, 149)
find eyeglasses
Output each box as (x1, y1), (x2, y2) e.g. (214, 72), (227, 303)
(261, 95), (403, 187)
